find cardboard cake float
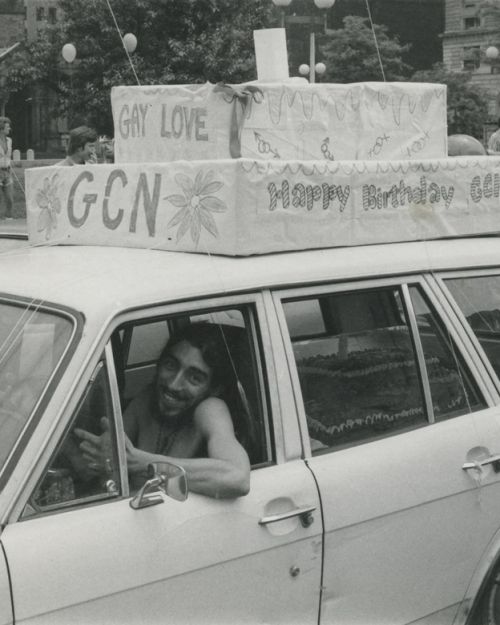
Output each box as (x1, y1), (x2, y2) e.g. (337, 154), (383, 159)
(25, 156), (500, 256)
(24, 29), (500, 256)
(111, 81), (447, 164)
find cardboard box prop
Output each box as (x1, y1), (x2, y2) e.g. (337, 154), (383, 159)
(25, 156), (500, 256)
(111, 82), (448, 164)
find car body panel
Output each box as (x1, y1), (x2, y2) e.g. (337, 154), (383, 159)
(2, 463), (322, 625)
(0, 238), (498, 318)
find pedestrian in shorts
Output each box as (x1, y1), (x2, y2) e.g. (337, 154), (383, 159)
(0, 117), (14, 220)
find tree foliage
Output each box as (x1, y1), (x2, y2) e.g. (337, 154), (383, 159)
(6, 0), (275, 134)
(318, 16), (411, 83)
(410, 63), (490, 139)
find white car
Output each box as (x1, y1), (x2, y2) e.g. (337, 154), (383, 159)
(1, 235), (500, 624)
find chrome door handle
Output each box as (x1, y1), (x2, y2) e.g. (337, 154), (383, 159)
(259, 505), (316, 528)
(462, 453), (500, 472)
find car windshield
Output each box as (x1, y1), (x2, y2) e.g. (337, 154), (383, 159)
(0, 300), (74, 471)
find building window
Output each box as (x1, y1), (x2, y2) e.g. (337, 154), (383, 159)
(464, 16), (481, 29)
(463, 46), (481, 70)
(48, 7), (57, 23)
(36, 7), (45, 21)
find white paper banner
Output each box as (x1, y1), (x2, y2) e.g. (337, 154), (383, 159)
(111, 82), (448, 164)
(25, 156), (500, 256)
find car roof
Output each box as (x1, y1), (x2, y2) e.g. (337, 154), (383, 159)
(0, 237), (498, 320)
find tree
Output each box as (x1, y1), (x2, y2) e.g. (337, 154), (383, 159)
(318, 15), (411, 83)
(410, 64), (489, 140)
(6, 0), (275, 135)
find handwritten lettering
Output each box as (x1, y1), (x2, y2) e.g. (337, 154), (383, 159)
(363, 176), (454, 210)
(65, 168), (160, 235)
(130, 173), (161, 236)
(267, 181), (350, 212)
(161, 104), (208, 141)
(68, 171), (96, 227)
(470, 173), (500, 202)
(103, 169), (127, 229)
(118, 103), (149, 139)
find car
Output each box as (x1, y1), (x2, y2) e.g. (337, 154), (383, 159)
(2, 232), (500, 624)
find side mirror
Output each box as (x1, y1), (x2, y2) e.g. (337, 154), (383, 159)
(130, 461), (188, 510)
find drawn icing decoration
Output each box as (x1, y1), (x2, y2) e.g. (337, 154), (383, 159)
(165, 170), (227, 245)
(35, 174), (62, 240)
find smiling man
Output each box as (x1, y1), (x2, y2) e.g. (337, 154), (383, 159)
(77, 324), (250, 499)
(57, 126), (98, 166)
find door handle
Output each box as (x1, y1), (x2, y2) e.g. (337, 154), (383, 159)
(259, 505), (316, 528)
(462, 453), (500, 473)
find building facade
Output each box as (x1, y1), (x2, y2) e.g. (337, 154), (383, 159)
(442, 0), (500, 125)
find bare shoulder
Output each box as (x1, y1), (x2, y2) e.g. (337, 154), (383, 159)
(193, 397), (234, 431)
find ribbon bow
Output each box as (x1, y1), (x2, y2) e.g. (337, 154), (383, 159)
(214, 82), (264, 158)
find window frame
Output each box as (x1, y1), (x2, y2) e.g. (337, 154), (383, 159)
(273, 274), (494, 457)
(433, 268), (500, 403)
(0, 295), (82, 494)
(108, 292), (278, 470)
(22, 344), (128, 518)
(9, 291), (279, 522)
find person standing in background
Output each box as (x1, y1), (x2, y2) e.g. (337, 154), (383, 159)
(57, 126), (98, 166)
(0, 117), (14, 220)
(488, 118), (500, 154)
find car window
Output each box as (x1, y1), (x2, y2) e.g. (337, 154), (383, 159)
(24, 359), (122, 517)
(408, 285), (485, 420)
(0, 301), (74, 473)
(126, 321), (169, 366)
(282, 284), (486, 454)
(115, 305), (272, 479)
(445, 274), (500, 380)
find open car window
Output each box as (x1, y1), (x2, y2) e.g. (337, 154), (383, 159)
(115, 305), (272, 473)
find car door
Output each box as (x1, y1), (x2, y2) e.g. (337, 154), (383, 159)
(273, 276), (500, 625)
(0, 295), (323, 625)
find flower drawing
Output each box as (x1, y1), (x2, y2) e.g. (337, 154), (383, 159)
(36, 173), (62, 240)
(165, 170), (227, 245)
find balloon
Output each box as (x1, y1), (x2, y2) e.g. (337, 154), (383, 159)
(486, 46), (499, 60)
(447, 134), (486, 156)
(315, 62), (326, 75)
(123, 33), (137, 53)
(62, 43), (76, 63)
(298, 64), (310, 76)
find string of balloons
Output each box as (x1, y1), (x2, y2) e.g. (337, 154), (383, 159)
(61, 0), (141, 86)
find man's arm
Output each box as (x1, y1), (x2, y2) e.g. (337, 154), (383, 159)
(126, 397), (251, 499)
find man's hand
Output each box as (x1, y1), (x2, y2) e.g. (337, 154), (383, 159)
(124, 434), (152, 477)
(74, 417), (113, 474)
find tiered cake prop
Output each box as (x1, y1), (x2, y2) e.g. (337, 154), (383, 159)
(25, 29), (500, 256)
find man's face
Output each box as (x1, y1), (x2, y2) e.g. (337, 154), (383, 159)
(156, 340), (213, 420)
(77, 141), (96, 164)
